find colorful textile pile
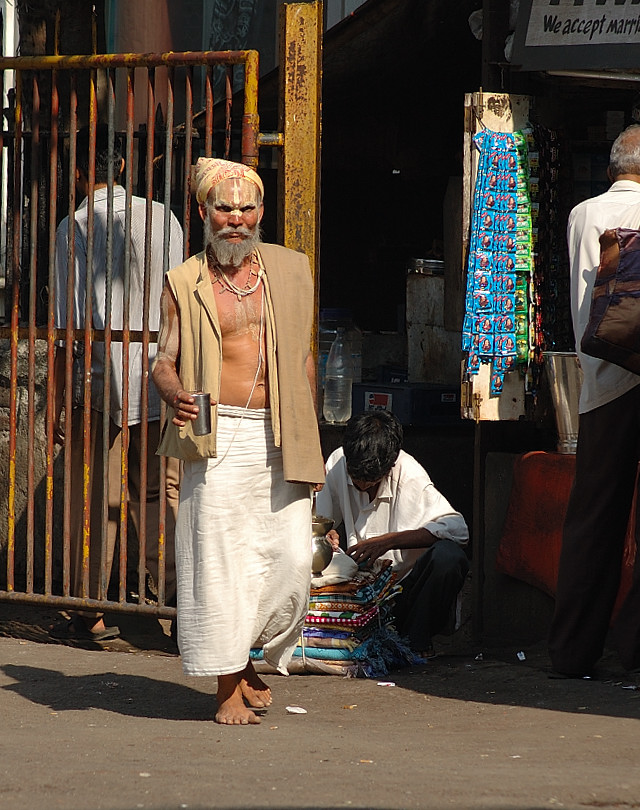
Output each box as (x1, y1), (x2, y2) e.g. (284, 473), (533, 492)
(251, 559), (420, 677)
(462, 128), (535, 396)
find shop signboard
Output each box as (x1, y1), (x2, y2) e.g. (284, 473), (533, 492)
(512, 0), (640, 71)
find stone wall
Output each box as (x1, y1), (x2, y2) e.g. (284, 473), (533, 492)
(0, 339), (64, 591)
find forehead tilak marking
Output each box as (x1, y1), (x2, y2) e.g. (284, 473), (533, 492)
(211, 177), (259, 208)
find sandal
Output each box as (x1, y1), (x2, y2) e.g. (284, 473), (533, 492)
(55, 616), (120, 641)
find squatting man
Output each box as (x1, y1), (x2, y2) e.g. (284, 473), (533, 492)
(316, 411), (469, 657)
(152, 157), (325, 725)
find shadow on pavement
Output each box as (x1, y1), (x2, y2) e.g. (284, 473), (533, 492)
(0, 603), (178, 655)
(1, 663), (216, 720)
(3, 603), (640, 723)
(391, 645), (640, 722)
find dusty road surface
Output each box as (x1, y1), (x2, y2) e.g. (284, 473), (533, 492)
(1, 604), (640, 810)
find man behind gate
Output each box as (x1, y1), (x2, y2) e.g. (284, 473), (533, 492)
(53, 124), (183, 639)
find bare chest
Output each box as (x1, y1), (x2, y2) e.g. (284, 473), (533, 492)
(211, 281), (264, 340)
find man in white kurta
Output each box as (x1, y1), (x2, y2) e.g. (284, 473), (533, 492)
(549, 125), (640, 677)
(315, 411), (469, 656)
(53, 124), (183, 638)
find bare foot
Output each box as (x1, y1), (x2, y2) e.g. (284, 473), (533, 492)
(75, 615), (106, 633)
(215, 674), (261, 725)
(239, 660), (272, 708)
(67, 614), (120, 640)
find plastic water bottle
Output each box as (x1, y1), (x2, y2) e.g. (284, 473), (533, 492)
(323, 327), (353, 424)
(318, 308), (351, 390)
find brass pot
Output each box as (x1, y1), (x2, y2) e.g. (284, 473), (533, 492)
(311, 513), (334, 575)
(312, 515), (334, 537)
(311, 536), (334, 575)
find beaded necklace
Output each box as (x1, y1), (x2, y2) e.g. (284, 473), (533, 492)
(209, 250), (262, 301)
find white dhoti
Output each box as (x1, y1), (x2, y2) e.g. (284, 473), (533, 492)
(175, 406), (312, 676)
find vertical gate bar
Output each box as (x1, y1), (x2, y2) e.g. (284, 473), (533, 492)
(156, 65), (176, 604)
(0, 68), (4, 304)
(241, 49), (259, 169)
(91, 5), (97, 55)
(54, 8), (60, 57)
(0, 67), (6, 584)
(81, 75), (98, 599)
(0, 70), (4, 320)
(137, 65), (156, 605)
(164, 68), (175, 244)
(7, 70), (23, 592)
(45, 68), (59, 595)
(163, 68), (175, 277)
(100, 68), (115, 600)
(26, 72), (41, 593)
(182, 66), (193, 260)
(204, 65), (213, 158)
(224, 67), (232, 159)
(62, 74), (78, 597)
(118, 67), (134, 602)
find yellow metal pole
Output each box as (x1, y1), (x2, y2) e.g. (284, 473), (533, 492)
(278, 1), (322, 357)
(242, 49), (260, 169)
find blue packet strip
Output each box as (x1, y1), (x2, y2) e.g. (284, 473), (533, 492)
(490, 371), (504, 395)
(495, 334), (516, 356)
(493, 274), (516, 293)
(465, 129), (525, 388)
(495, 314), (516, 334)
(478, 334), (494, 356)
(495, 293), (516, 314)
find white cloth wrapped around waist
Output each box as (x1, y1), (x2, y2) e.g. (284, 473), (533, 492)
(175, 406), (313, 676)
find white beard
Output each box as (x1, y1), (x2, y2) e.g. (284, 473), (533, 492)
(204, 218), (262, 268)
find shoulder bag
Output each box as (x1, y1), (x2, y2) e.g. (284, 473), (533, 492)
(580, 227), (640, 375)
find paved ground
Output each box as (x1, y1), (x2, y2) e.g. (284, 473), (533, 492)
(1, 604), (640, 810)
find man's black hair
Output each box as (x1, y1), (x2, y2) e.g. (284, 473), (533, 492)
(76, 123), (124, 184)
(343, 410), (403, 482)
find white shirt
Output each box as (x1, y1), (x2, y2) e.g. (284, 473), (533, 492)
(315, 448), (469, 581)
(568, 180), (640, 413)
(55, 186), (183, 426)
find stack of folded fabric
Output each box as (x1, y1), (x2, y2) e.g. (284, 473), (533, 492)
(251, 556), (420, 677)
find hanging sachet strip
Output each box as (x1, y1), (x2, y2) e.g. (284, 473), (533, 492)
(462, 128), (534, 395)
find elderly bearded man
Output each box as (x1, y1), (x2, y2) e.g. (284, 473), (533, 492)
(152, 158), (324, 725)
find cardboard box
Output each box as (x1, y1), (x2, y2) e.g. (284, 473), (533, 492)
(351, 382), (461, 426)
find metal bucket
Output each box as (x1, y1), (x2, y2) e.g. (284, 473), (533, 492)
(543, 352), (583, 454)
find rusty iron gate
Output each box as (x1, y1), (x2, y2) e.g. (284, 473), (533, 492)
(0, 3), (322, 622)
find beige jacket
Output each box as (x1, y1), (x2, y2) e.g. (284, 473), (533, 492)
(155, 243), (325, 485)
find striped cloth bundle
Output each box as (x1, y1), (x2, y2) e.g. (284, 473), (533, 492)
(251, 559), (420, 677)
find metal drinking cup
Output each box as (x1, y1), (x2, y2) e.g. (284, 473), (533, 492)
(190, 392), (211, 435)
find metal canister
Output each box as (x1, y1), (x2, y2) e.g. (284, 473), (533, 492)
(542, 353), (583, 454)
(190, 392), (212, 435)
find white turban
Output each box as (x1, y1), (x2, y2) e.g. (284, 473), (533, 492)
(195, 157), (264, 204)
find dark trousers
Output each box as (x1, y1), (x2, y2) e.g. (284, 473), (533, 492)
(548, 383), (640, 676)
(393, 539), (470, 651)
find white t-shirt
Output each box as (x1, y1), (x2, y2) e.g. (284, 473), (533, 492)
(315, 448), (469, 581)
(55, 186), (183, 426)
(568, 180), (640, 413)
